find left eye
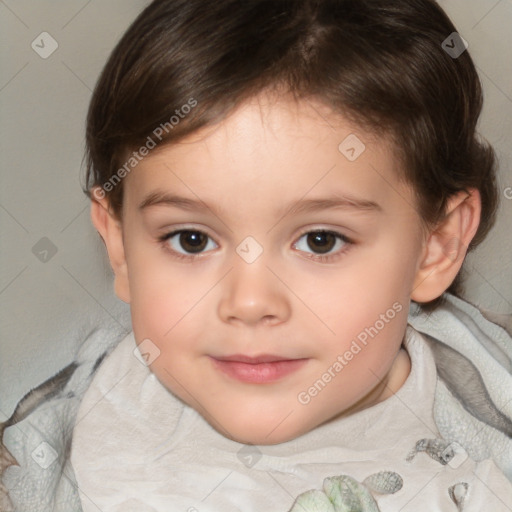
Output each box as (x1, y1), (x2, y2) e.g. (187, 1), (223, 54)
(293, 230), (349, 256)
(163, 230), (218, 255)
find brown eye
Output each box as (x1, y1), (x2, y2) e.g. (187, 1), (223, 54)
(294, 229), (350, 261)
(178, 230), (208, 253)
(306, 231), (336, 254)
(162, 229), (217, 256)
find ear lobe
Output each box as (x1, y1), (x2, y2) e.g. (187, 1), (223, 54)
(411, 189), (481, 303)
(90, 189), (131, 303)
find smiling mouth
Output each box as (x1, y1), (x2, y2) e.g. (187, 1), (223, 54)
(209, 354), (308, 383)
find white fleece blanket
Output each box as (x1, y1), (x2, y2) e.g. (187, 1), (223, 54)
(1, 294), (511, 511)
(0, 327), (127, 512)
(408, 295), (512, 479)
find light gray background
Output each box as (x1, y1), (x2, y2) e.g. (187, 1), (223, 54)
(1, 0), (511, 420)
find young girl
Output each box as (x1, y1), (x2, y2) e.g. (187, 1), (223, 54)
(3, 0), (511, 510)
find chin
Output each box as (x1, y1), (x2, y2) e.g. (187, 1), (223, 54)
(210, 413), (312, 446)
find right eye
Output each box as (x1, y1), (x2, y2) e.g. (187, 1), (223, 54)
(160, 229), (218, 259)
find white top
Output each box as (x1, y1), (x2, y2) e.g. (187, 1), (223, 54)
(70, 326), (512, 511)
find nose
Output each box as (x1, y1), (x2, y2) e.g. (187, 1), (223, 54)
(217, 257), (291, 327)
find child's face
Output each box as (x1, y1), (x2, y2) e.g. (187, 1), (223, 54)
(118, 95), (426, 444)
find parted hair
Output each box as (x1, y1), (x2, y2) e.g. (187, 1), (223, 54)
(83, 0), (498, 306)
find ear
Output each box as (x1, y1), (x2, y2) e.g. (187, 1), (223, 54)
(411, 188), (481, 303)
(90, 188), (131, 303)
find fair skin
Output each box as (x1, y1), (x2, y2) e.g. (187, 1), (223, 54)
(91, 94), (481, 445)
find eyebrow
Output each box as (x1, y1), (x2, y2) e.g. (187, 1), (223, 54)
(139, 191), (382, 217)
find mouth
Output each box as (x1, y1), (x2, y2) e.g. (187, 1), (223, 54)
(209, 354), (308, 384)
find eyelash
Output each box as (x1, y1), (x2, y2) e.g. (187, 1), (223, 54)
(158, 227), (354, 263)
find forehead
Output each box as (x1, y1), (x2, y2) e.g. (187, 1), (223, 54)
(123, 95), (413, 220)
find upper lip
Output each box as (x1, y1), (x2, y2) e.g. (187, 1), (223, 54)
(211, 354), (304, 364)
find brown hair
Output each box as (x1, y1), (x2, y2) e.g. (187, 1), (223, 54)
(83, 0), (498, 306)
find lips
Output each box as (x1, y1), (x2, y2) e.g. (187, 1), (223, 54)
(210, 354), (308, 384)
(215, 354), (295, 364)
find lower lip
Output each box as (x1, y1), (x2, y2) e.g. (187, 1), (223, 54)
(210, 358), (308, 384)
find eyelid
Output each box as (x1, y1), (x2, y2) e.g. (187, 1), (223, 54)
(293, 224), (354, 247)
(158, 223), (217, 241)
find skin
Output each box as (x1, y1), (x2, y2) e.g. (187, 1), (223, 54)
(91, 94), (481, 445)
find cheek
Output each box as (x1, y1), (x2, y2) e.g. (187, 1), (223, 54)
(354, 230), (421, 299)
(316, 241), (415, 371)
(320, 304), (408, 408)
(127, 259), (217, 347)
(318, 247), (414, 329)
(125, 246), (187, 339)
